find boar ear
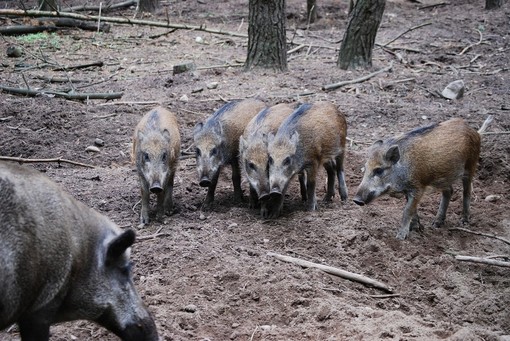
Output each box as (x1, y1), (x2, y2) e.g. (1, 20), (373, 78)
(290, 131), (300, 144)
(213, 121), (223, 135)
(137, 130), (146, 143)
(239, 135), (247, 151)
(193, 122), (204, 135)
(106, 229), (136, 263)
(385, 145), (400, 164)
(372, 140), (383, 146)
(267, 132), (275, 143)
(162, 129), (171, 142)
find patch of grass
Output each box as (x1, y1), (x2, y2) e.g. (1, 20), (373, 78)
(15, 32), (61, 49)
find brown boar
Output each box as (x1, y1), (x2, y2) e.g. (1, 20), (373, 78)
(133, 106), (181, 225)
(353, 116), (493, 240)
(239, 103), (306, 218)
(193, 98), (266, 209)
(267, 102), (349, 218)
(0, 161), (158, 341)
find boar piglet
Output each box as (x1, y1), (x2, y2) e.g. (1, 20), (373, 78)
(0, 161), (158, 341)
(193, 98), (266, 209)
(240, 103), (306, 218)
(267, 102), (348, 218)
(133, 106), (181, 225)
(353, 116), (493, 240)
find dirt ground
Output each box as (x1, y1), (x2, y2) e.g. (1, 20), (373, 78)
(1, 0), (509, 340)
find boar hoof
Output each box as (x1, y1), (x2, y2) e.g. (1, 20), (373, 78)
(395, 230), (409, 240)
(352, 198), (365, 206)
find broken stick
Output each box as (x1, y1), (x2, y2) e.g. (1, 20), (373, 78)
(455, 255), (510, 268)
(322, 62), (393, 91)
(0, 156), (95, 168)
(267, 252), (393, 293)
(449, 227), (510, 246)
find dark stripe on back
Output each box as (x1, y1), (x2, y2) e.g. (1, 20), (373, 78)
(254, 107), (271, 125)
(388, 122), (439, 144)
(278, 103), (312, 134)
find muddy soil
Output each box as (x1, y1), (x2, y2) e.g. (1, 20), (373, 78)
(0, 0), (509, 340)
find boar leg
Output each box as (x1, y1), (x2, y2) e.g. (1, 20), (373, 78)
(305, 165), (318, 211)
(231, 158), (244, 202)
(324, 161), (336, 202)
(140, 187), (150, 225)
(299, 172), (307, 201)
(249, 185), (260, 209)
(397, 190), (424, 240)
(19, 318), (50, 341)
(163, 173), (175, 216)
(461, 174), (472, 225)
(335, 153), (348, 202)
(203, 170), (220, 210)
(433, 186), (453, 228)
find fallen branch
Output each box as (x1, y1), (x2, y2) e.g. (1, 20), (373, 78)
(0, 156), (95, 168)
(455, 255), (510, 268)
(52, 61), (104, 71)
(0, 9), (248, 38)
(0, 25), (58, 35)
(322, 62), (393, 91)
(459, 29), (483, 55)
(34, 75), (86, 83)
(267, 252), (394, 293)
(65, 0), (136, 12)
(136, 232), (173, 241)
(449, 227), (510, 246)
(370, 294), (401, 299)
(382, 22), (432, 47)
(0, 85), (123, 101)
(419, 2), (449, 10)
(482, 131), (510, 135)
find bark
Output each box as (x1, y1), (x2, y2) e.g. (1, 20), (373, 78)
(485, 0), (503, 9)
(39, 0), (59, 11)
(138, 0), (159, 13)
(337, 0), (386, 70)
(307, 0), (318, 23)
(245, 0), (287, 72)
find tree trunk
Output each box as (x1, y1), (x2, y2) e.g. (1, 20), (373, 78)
(245, 0), (287, 72)
(138, 0), (159, 13)
(485, 0), (503, 9)
(307, 0), (318, 24)
(38, 0), (59, 11)
(337, 0), (385, 70)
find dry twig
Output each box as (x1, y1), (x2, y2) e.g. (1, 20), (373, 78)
(267, 252), (394, 293)
(382, 22), (432, 47)
(459, 29), (483, 55)
(322, 62), (394, 91)
(455, 255), (510, 268)
(449, 227), (510, 246)
(0, 85), (123, 101)
(0, 156), (95, 168)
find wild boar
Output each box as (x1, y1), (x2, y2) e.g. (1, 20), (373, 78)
(353, 116), (493, 240)
(239, 103), (305, 218)
(193, 98), (266, 209)
(0, 161), (158, 340)
(267, 102), (349, 218)
(133, 106), (181, 225)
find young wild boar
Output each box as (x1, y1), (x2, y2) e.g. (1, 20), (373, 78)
(193, 98), (266, 209)
(0, 161), (158, 341)
(133, 106), (181, 225)
(267, 102), (349, 218)
(239, 103), (305, 218)
(353, 116), (493, 240)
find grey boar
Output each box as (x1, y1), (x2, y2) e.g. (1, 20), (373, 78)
(193, 98), (266, 209)
(353, 116), (493, 240)
(133, 106), (181, 225)
(267, 102), (348, 218)
(239, 103), (306, 218)
(0, 161), (158, 341)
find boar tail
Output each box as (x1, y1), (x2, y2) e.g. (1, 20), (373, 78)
(478, 115), (494, 134)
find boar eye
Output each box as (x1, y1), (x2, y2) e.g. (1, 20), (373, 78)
(161, 152), (167, 162)
(373, 167), (384, 176)
(282, 157), (291, 166)
(143, 152), (150, 162)
(268, 156), (274, 166)
(248, 161), (257, 171)
(121, 261), (133, 277)
(210, 147), (218, 156)
(196, 148), (201, 157)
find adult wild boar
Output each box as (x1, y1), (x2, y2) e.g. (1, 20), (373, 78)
(353, 116), (493, 240)
(267, 102), (349, 217)
(240, 103), (305, 218)
(133, 106), (181, 225)
(194, 98), (266, 209)
(0, 161), (158, 341)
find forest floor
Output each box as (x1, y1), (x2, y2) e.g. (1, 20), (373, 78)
(0, 0), (509, 340)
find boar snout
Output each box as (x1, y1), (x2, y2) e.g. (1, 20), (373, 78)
(353, 190), (376, 206)
(352, 197), (365, 206)
(199, 177), (212, 187)
(259, 192), (270, 201)
(149, 181), (163, 194)
(121, 317), (159, 341)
